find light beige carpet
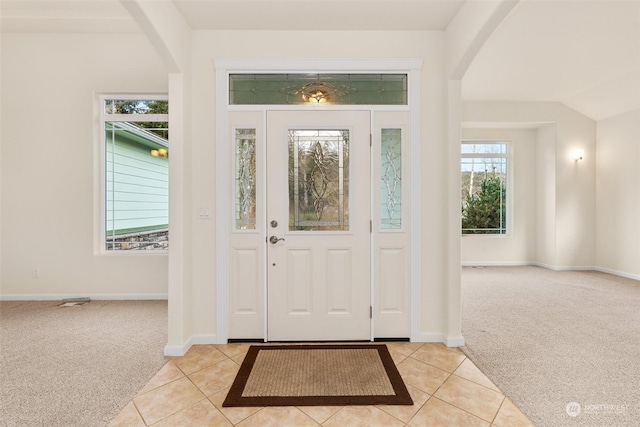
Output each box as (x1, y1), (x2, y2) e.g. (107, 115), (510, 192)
(0, 300), (168, 427)
(462, 266), (640, 427)
(223, 344), (413, 407)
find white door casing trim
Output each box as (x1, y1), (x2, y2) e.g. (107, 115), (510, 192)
(215, 58), (423, 343)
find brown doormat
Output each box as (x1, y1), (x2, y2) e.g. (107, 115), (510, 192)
(222, 344), (413, 407)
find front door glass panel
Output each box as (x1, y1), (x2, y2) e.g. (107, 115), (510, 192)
(380, 128), (402, 229)
(235, 128), (257, 230)
(288, 129), (349, 231)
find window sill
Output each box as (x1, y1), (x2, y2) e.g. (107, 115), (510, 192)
(97, 250), (169, 256)
(461, 234), (510, 238)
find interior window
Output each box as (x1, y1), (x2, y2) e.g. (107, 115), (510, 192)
(102, 97), (169, 251)
(461, 142), (508, 235)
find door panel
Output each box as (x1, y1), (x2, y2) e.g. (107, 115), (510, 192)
(372, 112), (410, 338)
(267, 111), (371, 341)
(228, 112), (264, 339)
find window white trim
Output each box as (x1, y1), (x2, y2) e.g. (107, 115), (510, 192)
(95, 93), (169, 255)
(460, 140), (513, 237)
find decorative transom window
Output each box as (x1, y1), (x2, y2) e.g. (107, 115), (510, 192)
(101, 96), (169, 251)
(461, 142), (508, 235)
(229, 74), (408, 105)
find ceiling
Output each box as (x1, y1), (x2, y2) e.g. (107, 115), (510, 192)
(1, 0), (638, 120)
(172, 0), (466, 31)
(0, 0), (139, 33)
(0, 0), (465, 32)
(462, 0), (640, 121)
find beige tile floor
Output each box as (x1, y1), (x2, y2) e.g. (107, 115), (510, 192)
(110, 342), (533, 426)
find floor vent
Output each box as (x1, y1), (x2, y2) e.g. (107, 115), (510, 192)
(59, 297), (91, 307)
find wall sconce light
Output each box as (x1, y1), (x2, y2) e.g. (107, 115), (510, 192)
(573, 149), (584, 161)
(151, 148), (168, 158)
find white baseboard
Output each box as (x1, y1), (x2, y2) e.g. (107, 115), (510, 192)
(0, 293), (168, 301)
(164, 331), (470, 355)
(163, 334), (218, 357)
(462, 261), (532, 267)
(534, 262), (595, 271)
(416, 333), (465, 348)
(595, 267), (640, 281)
(164, 342), (191, 357)
(462, 261), (640, 280)
(527, 263), (638, 280)
(418, 333), (446, 342)
(462, 261), (639, 281)
(191, 334), (219, 345)
(463, 261), (596, 271)
(446, 336), (466, 347)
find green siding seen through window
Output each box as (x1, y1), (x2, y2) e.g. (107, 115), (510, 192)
(105, 123), (169, 249)
(102, 97), (169, 251)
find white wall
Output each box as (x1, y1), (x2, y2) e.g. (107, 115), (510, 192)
(535, 124), (557, 267)
(596, 109), (640, 279)
(462, 102), (597, 269)
(0, 28), (465, 349)
(461, 128), (537, 264)
(0, 33), (169, 298)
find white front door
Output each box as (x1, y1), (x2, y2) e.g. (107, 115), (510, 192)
(266, 111), (371, 341)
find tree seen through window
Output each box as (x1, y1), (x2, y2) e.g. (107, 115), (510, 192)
(461, 143), (507, 235)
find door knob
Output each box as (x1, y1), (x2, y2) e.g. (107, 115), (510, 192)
(269, 235), (285, 244)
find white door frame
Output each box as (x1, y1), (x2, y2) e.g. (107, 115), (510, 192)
(214, 58), (423, 343)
